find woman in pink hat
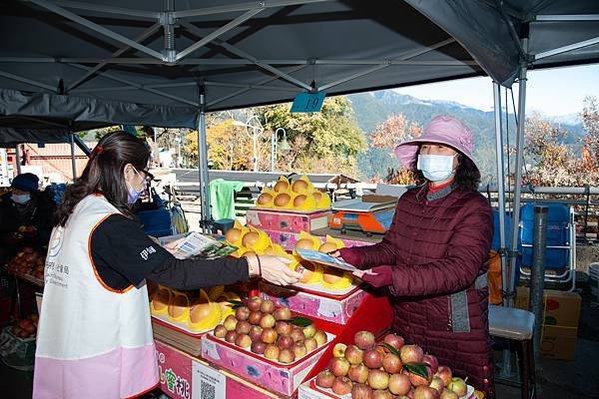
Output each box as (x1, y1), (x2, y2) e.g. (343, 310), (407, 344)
(339, 115), (495, 397)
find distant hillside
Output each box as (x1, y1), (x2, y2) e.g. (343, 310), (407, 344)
(347, 91), (585, 183)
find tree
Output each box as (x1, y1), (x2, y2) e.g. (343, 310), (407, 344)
(581, 95), (599, 172)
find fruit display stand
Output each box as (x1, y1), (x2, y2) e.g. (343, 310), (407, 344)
(247, 208), (332, 234)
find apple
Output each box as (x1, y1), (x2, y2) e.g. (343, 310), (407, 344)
(332, 343), (347, 358)
(372, 390), (394, 399)
(235, 333), (252, 348)
(434, 366), (453, 387)
(351, 383), (373, 399)
(214, 325), (227, 338)
(248, 311), (263, 325)
(404, 365), (433, 387)
(224, 330), (238, 343)
(235, 320), (251, 335)
(314, 330), (328, 346)
(290, 327), (305, 342)
(348, 364), (369, 384)
(429, 377), (445, 394)
(251, 340), (267, 354)
(447, 377), (467, 397)
(278, 348), (295, 364)
(247, 296), (262, 312)
(354, 330), (375, 350)
(304, 337), (317, 352)
(274, 307), (292, 321)
(367, 369), (389, 390)
(363, 348), (384, 369)
(400, 344), (424, 364)
(315, 370), (335, 388)
(388, 373), (412, 396)
(260, 328), (278, 344)
(260, 299), (275, 313)
(249, 325), (263, 342)
(303, 323), (316, 338)
(383, 333), (405, 351)
(260, 314), (276, 328)
(329, 357), (350, 377)
(277, 335), (294, 350)
(293, 342), (307, 358)
(275, 321), (292, 336)
(440, 389), (459, 399)
(382, 352), (402, 373)
(422, 354), (439, 374)
(235, 306), (250, 321)
(263, 344), (280, 360)
(413, 386), (439, 399)
(223, 315), (238, 331)
(345, 344), (364, 365)
(332, 376), (353, 396)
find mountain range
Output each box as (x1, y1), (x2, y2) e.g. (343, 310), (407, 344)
(347, 91), (586, 183)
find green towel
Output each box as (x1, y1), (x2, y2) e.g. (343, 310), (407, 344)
(209, 179), (244, 220)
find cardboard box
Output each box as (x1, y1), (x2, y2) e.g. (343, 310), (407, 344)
(515, 287), (581, 327)
(247, 208), (332, 233)
(540, 325), (578, 361)
(260, 282), (368, 325)
(201, 332), (334, 396)
(262, 228), (374, 251)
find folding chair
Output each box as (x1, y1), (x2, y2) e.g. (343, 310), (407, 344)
(518, 204), (576, 291)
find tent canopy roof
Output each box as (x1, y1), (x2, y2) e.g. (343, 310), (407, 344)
(1, 0), (598, 142)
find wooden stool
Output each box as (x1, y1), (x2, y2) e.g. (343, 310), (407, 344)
(488, 305), (536, 399)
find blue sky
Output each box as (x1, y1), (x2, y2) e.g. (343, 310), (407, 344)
(395, 64), (599, 117)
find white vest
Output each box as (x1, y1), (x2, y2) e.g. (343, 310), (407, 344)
(33, 195), (158, 399)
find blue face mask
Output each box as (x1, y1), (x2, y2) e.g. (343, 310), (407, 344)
(126, 167), (145, 205)
(417, 154), (456, 182)
(12, 193), (31, 205)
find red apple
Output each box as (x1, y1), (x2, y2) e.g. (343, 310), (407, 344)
(354, 330), (376, 350)
(260, 314), (276, 328)
(293, 342), (307, 358)
(315, 370), (335, 388)
(367, 369), (389, 390)
(274, 307), (292, 321)
(372, 390), (394, 399)
(422, 354), (439, 374)
(224, 330), (238, 343)
(429, 376), (445, 394)
(400, 344), (424, 364)
(235, 306), (250, 321)
(275, 321), (292, 336)
(363, 347), (384, 369)
(235, 333), (252, 348)
(248, 311), (263, 325)
(383, 333), (405, 351)
(290, 327), (305, 343)
(251, 340), (266, 354)
(276, 335), (294, 350)
(351, 383), (373, 399)
(329, 357), (350, 377)
(223, 315), (238, 331)
(332, 376), (353, 396)
(260, 299), (275, 314)
(388, 373), (412, 396)
(260, 327), (278, 344)
(263, 344), (280, 360)
(345, 344), (364, 365)
(214, 324), (227, 338)
(413, 386), (439, 399)
(278, 348), (295, 364)
(249, 325), (263, 342)
(434, 366), (453, 387)
(247, 296), (262, 312)
(382, 352), (402, 373)
(235, 320), (251, 335)
(404, 365), (433, 387)
(348, 364), (369, 384)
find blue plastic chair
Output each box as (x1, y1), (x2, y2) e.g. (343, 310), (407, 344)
(518, 203), (576, 291)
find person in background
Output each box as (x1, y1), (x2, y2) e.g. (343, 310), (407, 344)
(337, 115), (495, 397)
(20, 144), (31, 165)
(0, 173), (55, 255)
(33, 132), (301, 399)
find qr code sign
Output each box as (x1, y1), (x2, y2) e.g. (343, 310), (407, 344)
(200, 380), (216, 399)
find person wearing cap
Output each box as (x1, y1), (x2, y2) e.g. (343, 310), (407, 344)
(337, 115), (494, 397)
(0, 173), (55, 251)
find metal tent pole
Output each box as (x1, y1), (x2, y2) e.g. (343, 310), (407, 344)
(70, 133), (77, 180)
(15, 144), (22, 174)
(197, 86), (211, 232)
(508, 37), (529, 308)
(493, 81), (508, 305)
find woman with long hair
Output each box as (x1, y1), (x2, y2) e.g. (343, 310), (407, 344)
(337, 115), (495, 397)
(33, 131), (300, 399)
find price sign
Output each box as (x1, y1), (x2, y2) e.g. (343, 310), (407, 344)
(290, 92), (326, 113)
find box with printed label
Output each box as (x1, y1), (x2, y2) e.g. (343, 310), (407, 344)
(247, 208), (332, 233)
(201, 331), (334, 396)
(260, 282), (368, 325)
(515, 287), (581, 327)
(540, 325), (578, 360)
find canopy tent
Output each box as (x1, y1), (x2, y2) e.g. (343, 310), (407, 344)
(1, 1), (598, 313)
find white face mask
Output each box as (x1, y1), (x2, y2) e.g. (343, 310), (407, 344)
(12, 193), (31, 205)
(417, 154), (456, 182)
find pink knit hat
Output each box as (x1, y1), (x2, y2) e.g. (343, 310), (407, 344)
(394, 115), (478, 172)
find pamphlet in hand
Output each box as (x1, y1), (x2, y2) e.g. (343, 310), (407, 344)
(295, 249), (359, 273)
(160, 232), (238, 260)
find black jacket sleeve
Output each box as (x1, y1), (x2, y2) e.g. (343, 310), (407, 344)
(90, 214), (249, 291)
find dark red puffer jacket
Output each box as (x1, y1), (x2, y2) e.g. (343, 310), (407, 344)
(341, 184), (494, 397)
